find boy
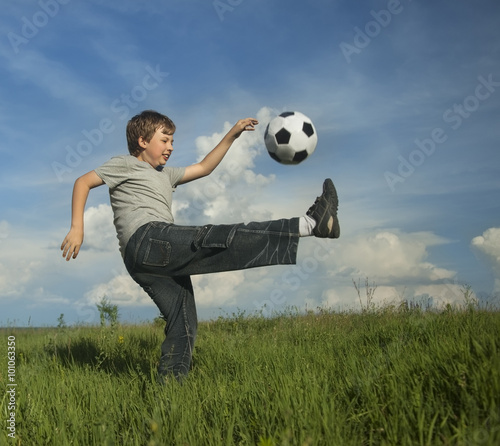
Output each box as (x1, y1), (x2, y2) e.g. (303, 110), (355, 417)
(61, 110), (339, 381)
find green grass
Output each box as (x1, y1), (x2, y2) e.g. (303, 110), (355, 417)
(1, 305), (500, 445)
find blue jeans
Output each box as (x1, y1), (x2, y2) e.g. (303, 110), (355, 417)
(123, 218), (300, 380)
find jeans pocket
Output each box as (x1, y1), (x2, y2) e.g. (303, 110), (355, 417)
(194, 224), (238, 249)
(143, 239), (172, 267)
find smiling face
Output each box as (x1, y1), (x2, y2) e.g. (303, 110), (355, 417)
(136, 127), (174, 168)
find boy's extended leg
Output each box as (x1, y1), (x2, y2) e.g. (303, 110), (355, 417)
(125, 178), (339, 278)
(126, 217), (301, 278)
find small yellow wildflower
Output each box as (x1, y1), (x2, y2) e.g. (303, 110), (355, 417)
(150, 420), (159, 433)
(118, 335), (124, 344)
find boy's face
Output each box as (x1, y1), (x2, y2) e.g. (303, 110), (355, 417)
(136, 127), (174, 168)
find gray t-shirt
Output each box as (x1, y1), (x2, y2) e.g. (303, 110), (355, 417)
(94, 155), (185, 257)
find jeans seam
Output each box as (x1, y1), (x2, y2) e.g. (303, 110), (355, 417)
(132, 222), (153, 271)
(238, 228), (299, 236)
(181, 289), (192, 376)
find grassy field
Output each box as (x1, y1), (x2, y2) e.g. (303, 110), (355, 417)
(1, 303), (500, 445)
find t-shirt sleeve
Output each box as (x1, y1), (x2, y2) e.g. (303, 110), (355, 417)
(164, 166), (186, 188)
(94, 156), (130, 189)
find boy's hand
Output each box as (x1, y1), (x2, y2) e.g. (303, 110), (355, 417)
(61, 171), (103, 261)
(230, 118), (259, 139)
(61, 227), (84, 261)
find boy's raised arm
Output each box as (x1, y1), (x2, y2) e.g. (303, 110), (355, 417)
(179, 117), (258, 184)
(61, 170), (104, 261)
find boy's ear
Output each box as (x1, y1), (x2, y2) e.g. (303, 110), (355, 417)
(138, 136), (148, 149)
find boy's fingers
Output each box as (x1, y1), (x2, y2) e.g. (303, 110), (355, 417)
(244, 118), (258, 130)
(61, 233), (82, 261)
(242, 118), (257, 125)
(66, 247), (74, 261)
(62, 242), (73, 261)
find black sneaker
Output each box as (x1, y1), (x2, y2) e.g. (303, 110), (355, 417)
(306, 179), (340, 238)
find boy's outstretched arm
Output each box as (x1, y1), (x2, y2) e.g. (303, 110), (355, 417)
(179, 117), (258, 184)
(61, 171), (104, 261)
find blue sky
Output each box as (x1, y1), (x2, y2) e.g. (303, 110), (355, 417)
(1, 0), (499, 326)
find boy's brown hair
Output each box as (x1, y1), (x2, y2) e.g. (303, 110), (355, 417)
(126, 110), (176, 156)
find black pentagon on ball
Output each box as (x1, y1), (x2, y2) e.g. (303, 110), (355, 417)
(275, 128), (291, 145)
(293, 149), (309, 163)
(302, 122), (314, 137)
(279, 111), (295, 118)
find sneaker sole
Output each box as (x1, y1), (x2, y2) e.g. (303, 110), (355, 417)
(314, 179), (340, 239)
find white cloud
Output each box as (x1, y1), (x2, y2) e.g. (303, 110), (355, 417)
(413, 283), (471, 307)
(471, 227), (500, 291)
(309, 229), (464, 311)
(174, 107), (277, 225)
(192, 271), (246, 307)
(472, 227), (500, 264)
(330, 230), (454, 283)
(28, 288), (72, 307)
(83, 273), (148, 307)
(0, 259), (42, 298)
(0, 220), (9, 240)
(0, 221), (46, 299)
(0, 215), (121, 314)
(83, 204), (118, 252)
(320, 287), (348, 309)
(220, 229), (460, 315)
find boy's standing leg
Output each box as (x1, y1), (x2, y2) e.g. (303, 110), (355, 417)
(132, 273), (197, 381)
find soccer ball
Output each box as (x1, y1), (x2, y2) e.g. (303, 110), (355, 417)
(264, 111), (318, 165)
